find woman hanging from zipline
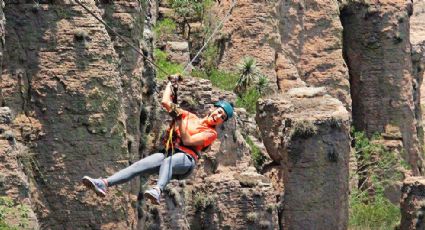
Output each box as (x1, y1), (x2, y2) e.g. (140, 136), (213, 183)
(82, 75), (234, 205)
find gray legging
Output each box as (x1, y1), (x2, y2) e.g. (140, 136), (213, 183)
(106, 152), (195, 190)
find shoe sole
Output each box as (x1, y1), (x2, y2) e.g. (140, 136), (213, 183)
(82, 176), (106, 197)
(144, 191), (160, 205)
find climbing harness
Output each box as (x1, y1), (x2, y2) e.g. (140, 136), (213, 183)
(74, 0), (170, 77)
(182, 0), (237, 74)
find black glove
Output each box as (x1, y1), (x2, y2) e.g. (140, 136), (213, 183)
(169, 103), (182, 119)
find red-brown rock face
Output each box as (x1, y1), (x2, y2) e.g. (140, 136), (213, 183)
(0, 108), (40, 229)
(276, 0), (351, 108)
(213, 0), (351, 108)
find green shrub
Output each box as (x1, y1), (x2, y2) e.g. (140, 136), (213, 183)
(235, 88), (261, 114)
(201, 44), (219, 74)
(153, 49), (184, 80)
(256, 75), (269, 95)
(192, 69), (239, 91)
(349, 189), (400, 229)
(235, 57), (258, 96)
(352, 130), (403, 191)
(0, 197), (30, 229)
(266, 204), (275, 213)
(349, 130), (403, 229)
(168, 0), (212, 20)
(153, 19), (176, 38)
(246, 136), (266, 171)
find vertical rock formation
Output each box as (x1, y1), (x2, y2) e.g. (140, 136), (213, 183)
(0, 0), (3, 105)
(96, 0), (159, 163)
(0, 2), (40, 229)
(401, 2), (425, 228)
(0, 1), (155, 228)
(211, 0), (280, 89)
(276, 0), (351, 108)
(400, 177), (425, 229)
(256, 87), (350, 229)
(341, 0), (423, 175)
(0, 109), (40, 229)
(412, 0), (425, 144)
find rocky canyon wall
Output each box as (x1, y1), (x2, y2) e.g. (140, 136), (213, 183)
(0, 0), (155, 228)
(1, 0), (425, 229)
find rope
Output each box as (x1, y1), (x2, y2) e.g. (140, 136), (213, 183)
(74, 0), (170, 77)
(182, 0), (237, 73)
(165, 123), (175, 154)
(165, 122), (175, 186)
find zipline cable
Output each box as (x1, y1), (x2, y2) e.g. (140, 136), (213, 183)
(74, 0), (170, 77)
(182, 0), (237, 73)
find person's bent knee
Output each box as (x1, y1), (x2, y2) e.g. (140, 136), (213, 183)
(132, 152), (165, 167)
(151, 152), (165, 160)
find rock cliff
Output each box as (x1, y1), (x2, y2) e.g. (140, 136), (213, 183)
(1, 0), (150, 228)
(256, 87), (350, 229)
(341, 0), (423, 175)
(0, 0), (424, 229)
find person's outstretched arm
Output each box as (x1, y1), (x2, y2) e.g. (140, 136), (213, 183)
(161, 79), (184, 118)
(161, 81), (174, 112)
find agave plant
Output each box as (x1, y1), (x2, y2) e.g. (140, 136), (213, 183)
(235, 57), (258, 95)
(256, 75), (269, 95)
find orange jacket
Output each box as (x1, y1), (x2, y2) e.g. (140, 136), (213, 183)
(174, 110), (217, 160)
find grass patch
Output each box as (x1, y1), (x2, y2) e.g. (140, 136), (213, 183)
(154, 49), (184, 80)
(153, 18), (176, 39)
(349, 129), (403, 229)
(192, 57), (268, 114)
(246, 136), (266, 171)
(191, 69), (238, 91)
(235, 88), (261, 114)
(0, 196), (31, 229)
(349, 190), (400, 229)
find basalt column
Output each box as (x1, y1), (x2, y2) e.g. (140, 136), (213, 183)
(1, 1), (138, 228)
(256, 87), (350, 229)
(341, 1), (424, 175)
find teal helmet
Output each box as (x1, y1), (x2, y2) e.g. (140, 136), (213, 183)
(214, 100), (234, 121)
